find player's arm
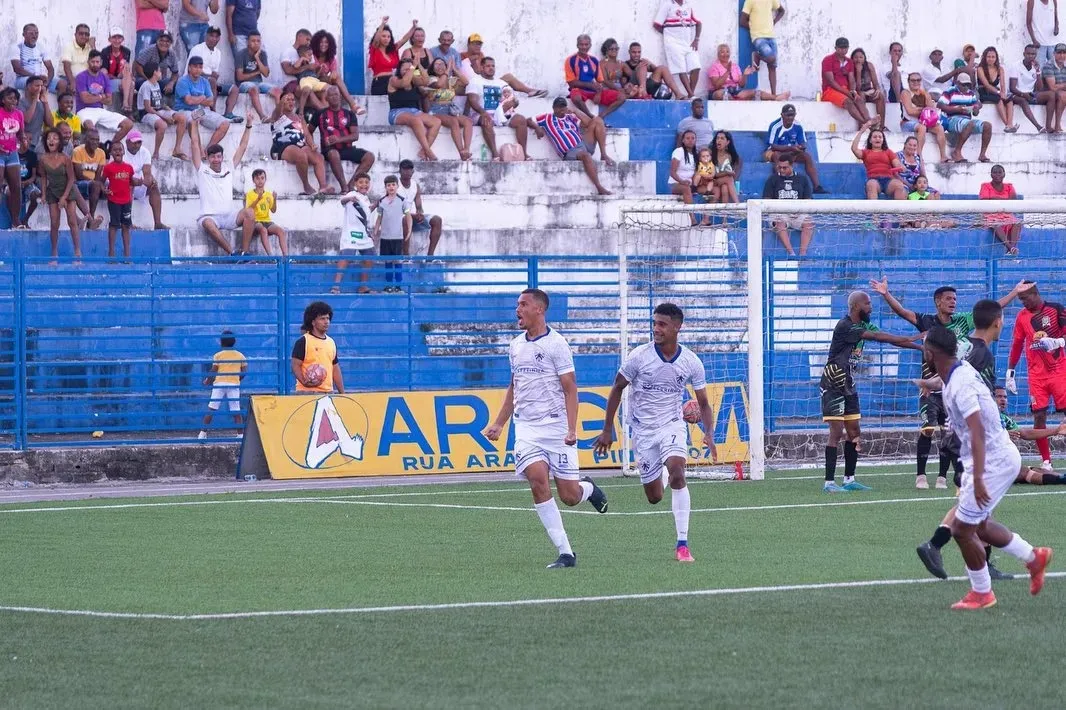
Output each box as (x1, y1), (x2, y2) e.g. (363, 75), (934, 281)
(484, 379), (515, 441)
(1006, 314), (1026, 393)
(560, 371), (578, 446)
(966, 409), (990, 506)
(914, 375), (944, 393)
(860, 329), (923, 350)
(203, 362), (218, 387)
(594, 373), (629, 455)
(1013, 422), (1066, 441)
(332, 359), (344, 394)
(692, 386), (718, 462)
(868, 277), (919, 326)
(997, 279), (1036, 308)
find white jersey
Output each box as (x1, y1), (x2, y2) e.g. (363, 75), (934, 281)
(509, 327), (575, 422)
(197, 161), (235, 216)
(943, 360), (1017, 470)
(620, 342), (706, 431)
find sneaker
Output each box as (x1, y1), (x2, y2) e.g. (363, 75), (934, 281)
(1041, 460), (1054, 471)
(581, 475), (608, 513)
(1027, 547), (1053, 595)
(988, 561), (1014, 581)
(842, 480), (872, 491)
(915, 474), (929, 490)
(951, 590), (997, 610)
(675, 544), (695, 562)
(916, 541), (948, 579)
(823, 482), (845, 493)
(197, 431), (207, 440)
(935, 477), (948, 490)
(546, 553), (576, 569)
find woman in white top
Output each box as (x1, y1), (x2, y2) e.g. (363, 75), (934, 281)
(669, 129), (699, 224)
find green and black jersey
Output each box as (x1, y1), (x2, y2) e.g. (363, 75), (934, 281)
(914, 311), (975, 380)
(820, 316), (879, 392)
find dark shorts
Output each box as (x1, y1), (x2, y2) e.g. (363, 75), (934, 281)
(872, 176), (894, 193)
(270, 140), (303, 161)
(919, 392), (947, 432)
(76, 179), (94, 199)
(821, 387), (860, 421)
(329, 145), (369, 164)
(108, 200), (132, 227)
(370, 75), (391, 96)
(379, 239), (404, 256)
(979, 89), (1008, 103)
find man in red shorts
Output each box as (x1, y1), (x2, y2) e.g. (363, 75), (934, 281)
(1007, 282), (1066, 470)
(820, 36), (872, 129)
(564, 34), (626, 121)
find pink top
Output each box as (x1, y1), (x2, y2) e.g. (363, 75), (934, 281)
(136, 6), (167, 31)
(708, 61), (742, 88)
(0, 107), (24, 154)
(980, 181), (1018, 223)
(861, 148), (897, 179)
(318, 56), (339, 74)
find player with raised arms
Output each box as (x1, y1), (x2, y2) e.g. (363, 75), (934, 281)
(923, 325), (1052, 610)
(485, 288), (608, 570)
(594, 303), (717, 563)
(820, 291), (923, 492)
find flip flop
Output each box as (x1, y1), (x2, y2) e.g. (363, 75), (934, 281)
(978, 157), (992, 162)
(171, 151), (189, 161)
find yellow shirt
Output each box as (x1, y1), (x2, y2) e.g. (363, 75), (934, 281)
(741, 0), (781, 40)
(213, 349), (246, 386)
(53, 111), (82, 134)
(61, 41), (92, 76)
(71, 145), (106, 181)
(293, 333), (337, 393)
(245, 190), (275, 223)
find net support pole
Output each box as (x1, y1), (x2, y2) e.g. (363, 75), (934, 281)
(745, 201), (766, 481)
(618, 219), (632, 477)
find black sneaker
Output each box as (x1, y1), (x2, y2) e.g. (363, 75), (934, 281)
(546, 553), (576, 569)
(813, 185), (830, 194)
(988, 561), (1015, 581)
(581, 475), (608, 513)
(916, 541), (948, 580)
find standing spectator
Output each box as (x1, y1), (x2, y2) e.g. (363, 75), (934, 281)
(0, 87), (26, 228)
(135, 0), (171, 58)
(134, 32), (180, 97)
(709, 130), (742, 203)
(1011, 44), (1055, 132)
(98, 140), (136, 258)
(181, 0), (220, 53)
(124, 131), (167, 229)
(400, 27), (431, 73)
(189, 111), (256, 255)
(396, 159), (444, 258)
(175, 56), (231, 149)
(851, 119), (906, 200)
(1042, 43), (1066, 132)
(740, 0), (785, 98)
(1028, 0), (1060, 67)
(850, 48), (887, 131)
(186, 27), (242, 119)
(18, 75), (53, 151)
(226, 0), (261, 55)
(75, 52), (135, 144)
(53, 93), (82, 138)
(675, 97), (714, 149)
(564, 35), (625, 121)
(938, 74), (993, 162)
(920, 49), (957, 100)
(621, 42), (682, 100)
(669, 129), (698, 221)
(367, 17), (418, 96)
(9, 24), (57, 91)
(899, 72), (949, 161)
(529, 97), (614, 195)
(72, 127), (107, 228)
(17, 133), (41, 225)
(269, 90), (333, 194)
(245, 168), (288, 255)
(896, 135), (939, 198)
(425, 58), (473, 161)
(979, 164), (1023, 255)
(232, 31), (279, 122)
(101, 28), (136, 116)
(430, 31), (461, 67)
(138, 61), (190, 159)
(389, 58), (441, 161)
(198, 330), (246, 440)
(375, 174), (410, 292)
(60, 24), (95, 98)
(311, 31), (362, 115)
(38, 129), (83, 258)
(312, 85), (375, 190)
(886, 42), (904, 102)
(466, 57), (529, 161)
(762, 155), (814, 257)
(976, 46), (1018, 131)
(653, 0), (702, 99)
(821, 37), (871, 128)
(291, 302), (343, 395)
(708, 44), (785, 101)
(334, 172), (377, 295)
(764, 104), (827, 193)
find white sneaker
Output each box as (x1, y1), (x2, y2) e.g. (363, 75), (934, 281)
(1041, 460), (1054, 471)
(197, 431), (207, 440)
(236, 432), (243, 439)
(915, 474), (929, 490)
(935, 477), (948, 490)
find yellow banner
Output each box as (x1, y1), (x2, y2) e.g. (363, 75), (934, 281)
(248, 384), (750, 479)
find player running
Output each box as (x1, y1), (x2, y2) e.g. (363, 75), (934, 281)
(923, 326), (1052, 610)
(594, 303), (717, 563)
(1006, 282), (1066, 471)
(820, 291), (923, 493)
(869, 278), (1030, 489)
(485, 288), (608, 569)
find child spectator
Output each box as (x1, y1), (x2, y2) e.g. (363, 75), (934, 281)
(99, 141), (137, 258)
(375, 175), (410, 293)
(908, 174), (934, 200)
(53, 93), (82, 138)
(0, 87), (26, 229)
(198, 329), (247, 440)
(245, 169), (288, 256)
(333, 172), (378, 294)
(137, 61), (190, 160)
(692, 146), (716, 200)
(17, 132), (40, 225)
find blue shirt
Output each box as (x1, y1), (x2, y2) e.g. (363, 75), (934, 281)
(227, 0), (261, 36)
(175, 74), (212, 111)
(429, 46), (461, 66)
(767, 118), (805, 148)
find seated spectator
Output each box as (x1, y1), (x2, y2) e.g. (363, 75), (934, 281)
(564, 35), (626, 121)
(979, 164), (1022, 255)
(851, 120), (906, 200)
(741, 0), (786, 97)
(389, 58), (442, 161)
(466, 57), (529, 160)
(709, 130), (742, 203)
(401, 27), (431, 73)
(899, 72), (948, 162)
(137, 61), (189, 159)
(1041, 43), (1066, 132)
(9, 23), (58, 91)
(529, 97), (613, 195)
(396, 159), (444, 257)
(621, 41), (682, 99)
(886, 41), (904, 102)
(367, 17), (417, 96)
(175, 56), (231, 148)
(269, 90), (334, 194)
(225, 0), (261, 54)
(18, 75), (53, 151)
(186, 26), (242, 120)
(850, 48), (886, 130)
(180, 0), (219, 54)
(60, 24), (94, 98)
(123, 130), (166, 229)
(425, 58), (474, 160)
(675, 97), (714, 149)
(135, 0), (169, 57)
(708, 44), (786, 100)
(820, 37), (871, 128)
(691, 147), (717, 209)
(669, 129), (699, 220)
(954, 44), (978, 76)
(246, 168), (288, 256)
(902, 175), (954, 228)
(53, 93), (83, 138)
(762, 155), (814, 257)
(312, 85), (375, 190)
(764, 103), (827, 193)
(653, 0), (702, 98)
(0, 87), (26, 228)
(75, 52), (135, 144)
(599, 39), (630, 104)
(231, 31), (280, 122)
(312, 30), (362, 114)
(1011, 44), (1055, 132)
(189, 111), (256, 256)
(281, 33), (328, 116)
(920, 49), (959, 101)
(17, 133), (41, 225)
(938, 74), (992, 162)
(896, 135), (939, 198)
(429, 31), (461, 67)
(57, 123), (77, 158)
(134, 32), (180, 97)
(976, 46), (1018, 131)
(908, 174), (935, 201)
(101, 28), (135, 116)
(71, 127), (106, 228)
(38, 128), (82, 257)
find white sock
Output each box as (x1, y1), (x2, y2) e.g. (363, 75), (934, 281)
(534, 498), (573, 555)
(578, 480), (594, 503)
(966, 564), (992, 593)
(1001, 533), (1036, 563)
(843, 475), (855, 484)
(671, 485), (691, 543)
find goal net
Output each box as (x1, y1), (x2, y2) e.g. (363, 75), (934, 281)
(619, 199), (1066, 481)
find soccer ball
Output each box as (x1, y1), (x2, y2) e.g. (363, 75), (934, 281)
(303, 364), (327, 387)
(919, 107), (939, 127)
(682, 400), (701, 423)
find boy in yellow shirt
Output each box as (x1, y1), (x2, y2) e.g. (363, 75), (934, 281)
(245, 169), (289, 255)
(199, 330), (248, 440)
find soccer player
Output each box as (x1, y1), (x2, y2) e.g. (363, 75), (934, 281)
(999, 387), (1066, 484)
(923, 326), (1051, 610)
(485, 289), (608, 569)
(291, 301), (344, 394)
(1006, 282), (1066, 470)
(870, 277), (1030, 489)
(593, 303), (717, 563)
(820, 291), (923, 492)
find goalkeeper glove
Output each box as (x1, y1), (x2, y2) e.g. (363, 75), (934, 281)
(1032, 337), (1066, 353)
(1005, 369), (1017, 395)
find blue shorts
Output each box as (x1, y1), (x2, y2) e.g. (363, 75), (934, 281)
(872, 177), (894, 193)
(388, 107), (422, 125)
(238, 81), (274, 94)
(945, 115), (987, 134)
(0, 151), (19, 168)
(752, 38), (778, 62)
(409, 214), (437, 232)
(135, 29), (163, 59)
(563, 139), (595, 160)
(179, 22), (209, 52)
(76, 179), (94, 198)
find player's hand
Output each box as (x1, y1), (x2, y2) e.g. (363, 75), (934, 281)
(1033, 337), (1065, 352)
(1013, 279), (1035, 295)
(703, 432), (718, 462)
(1005, 369), (1017, 394)
(913, 379), (929, 396)
(484, 423), (503, 441)
(1009, 429), (1022, 441)
(564, 430), (577, 446)
(593, 429), (614, 456)
(1057, 422), (1066, 436)
(869, 276), (888, 295)
(202, 377), (211, 386)
(973, 477), (991, 508)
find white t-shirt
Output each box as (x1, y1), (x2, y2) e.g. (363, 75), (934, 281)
(395, 177), (420, 205)
(186, 41), (224, 76)
(921, 61), (951, 93)
(509, 328), (575, 423)
(9, 43), (50, 75)
(1013, 60), (1040, 94)
(280, 45), (300, 73)
(466, 75), (508, 113)
(197, 161), (235, 216)
(340, 190), (375, 250)
(654, 0), (700, 47)
(125, 145), (151, 178)
(943, 360), (1017, 471)
(669, 147), (697, 184)
(619, 342), (706, 431)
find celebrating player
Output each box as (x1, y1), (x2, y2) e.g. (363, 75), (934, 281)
(870, 277), (1030, 489)
(1006, 282), (1066, 470)
(594, 303), (717, 563)
(821, 291), (923, 493)
(922, 326), (1052, 610)
(291, 301), (345, 394)
(484, 288), (608, 570)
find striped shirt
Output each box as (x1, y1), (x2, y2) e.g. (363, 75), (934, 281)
(937, 86), (979, 112)
(766, 118), (805, 148)
(9, 42), (50, 75)
(535, 112), (584, 156)
(654, 0), (700, 46)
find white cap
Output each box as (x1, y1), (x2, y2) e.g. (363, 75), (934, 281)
(109, 26), (124, 39)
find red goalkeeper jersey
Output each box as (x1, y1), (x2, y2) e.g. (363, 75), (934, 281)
(1010, 301), (1066, 378)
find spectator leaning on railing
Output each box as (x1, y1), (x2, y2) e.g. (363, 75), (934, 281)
(979, 164), (1023, 256)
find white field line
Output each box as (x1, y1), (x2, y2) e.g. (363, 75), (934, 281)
(2, 572), (1062, 621)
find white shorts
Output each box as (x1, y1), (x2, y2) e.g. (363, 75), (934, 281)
(633, 419), (689, 484)
(207, 385), (241, 411)
(664, 41), (701, 75)
(133, 185), (148, 201)
(77, 107), (128, 132)
(198, 211), (241, 231)
(955, 446), (1022, 525)
(143, 109), (176, 128)
(773, 214), (810, 231)
(513, 417), (580, 481)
